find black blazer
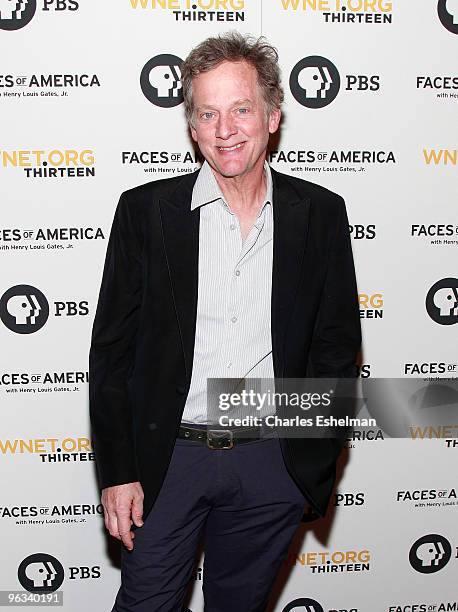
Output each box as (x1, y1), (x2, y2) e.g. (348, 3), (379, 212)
(89, 167), (361, 521)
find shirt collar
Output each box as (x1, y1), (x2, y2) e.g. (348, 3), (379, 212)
(191, 160), (273, 212)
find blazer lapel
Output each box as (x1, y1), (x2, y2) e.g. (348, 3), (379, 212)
(270, 168), (311, 378)
(158, 171), (200, 383)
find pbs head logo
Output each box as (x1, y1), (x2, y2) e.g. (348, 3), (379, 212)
(0, 0), (36, 30)
(409, 534), (452, 574)
(140, 54), (183, 108)
(18, 553), (64, 593)
(290, 56), (340, 108)
(283, 598), (324, 612)
(426, 278), (458, 325)
(0, 284), (49, 334)
(437, 0), (458, 34)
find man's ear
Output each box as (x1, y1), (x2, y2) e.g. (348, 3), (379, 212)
(268, 107), (281, 134)
(190, 125), (197, 142)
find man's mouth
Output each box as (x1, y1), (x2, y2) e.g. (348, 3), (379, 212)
(217, 143), (245, 152)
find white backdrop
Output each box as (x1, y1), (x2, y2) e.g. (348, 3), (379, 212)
(0, 1), (457, 611)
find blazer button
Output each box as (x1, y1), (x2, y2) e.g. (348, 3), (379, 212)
(176, 385), (187, 395)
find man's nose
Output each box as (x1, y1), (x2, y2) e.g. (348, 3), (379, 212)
(215, 113), (237, 140)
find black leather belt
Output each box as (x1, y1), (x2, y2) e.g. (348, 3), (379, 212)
(178, 424), (262, 449)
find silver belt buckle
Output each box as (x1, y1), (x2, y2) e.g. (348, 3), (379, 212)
(207, 429), (234, 450)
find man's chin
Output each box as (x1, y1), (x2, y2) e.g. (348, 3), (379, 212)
(218, 169), (244, 179)
(210, 161), (250, 180)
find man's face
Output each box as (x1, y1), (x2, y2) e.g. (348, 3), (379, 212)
(190, 60), (281, 180)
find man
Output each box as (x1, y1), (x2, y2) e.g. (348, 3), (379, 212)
(89, 32), (361, 612)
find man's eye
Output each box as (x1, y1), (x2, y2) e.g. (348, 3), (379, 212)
(201, 112), (215, 120)
(237, 108), (249, 114)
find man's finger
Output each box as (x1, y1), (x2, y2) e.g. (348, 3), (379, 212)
(107, 511), (121, 540)
(131, 496), (144, 528)
(118, 511), (134, 550)
(119, 529), (134, 550)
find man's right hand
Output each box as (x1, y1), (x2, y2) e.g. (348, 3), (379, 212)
(101, 481), (144, 551)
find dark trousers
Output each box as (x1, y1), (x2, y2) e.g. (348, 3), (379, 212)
(112, 432), (307, 612)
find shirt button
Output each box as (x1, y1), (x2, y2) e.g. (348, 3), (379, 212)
(231, 316), (237, 323)
(230, 224), (236, 230)
(235, 270), (240, 276)
(227, 362), (232, 368)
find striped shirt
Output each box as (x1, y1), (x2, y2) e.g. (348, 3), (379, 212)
(181, 160), (275, 425)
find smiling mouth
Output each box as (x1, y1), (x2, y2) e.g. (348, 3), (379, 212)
(217, 143), (245, 152)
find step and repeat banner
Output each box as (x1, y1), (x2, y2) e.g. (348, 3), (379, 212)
(0, 1), (457, 611)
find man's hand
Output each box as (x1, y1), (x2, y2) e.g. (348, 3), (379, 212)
(101, 482), (144, 550)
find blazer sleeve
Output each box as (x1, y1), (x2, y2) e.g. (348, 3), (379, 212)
(308, 197), (362, 460)
(89, 191), (142, 490)
(309, 196), (361, 379)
